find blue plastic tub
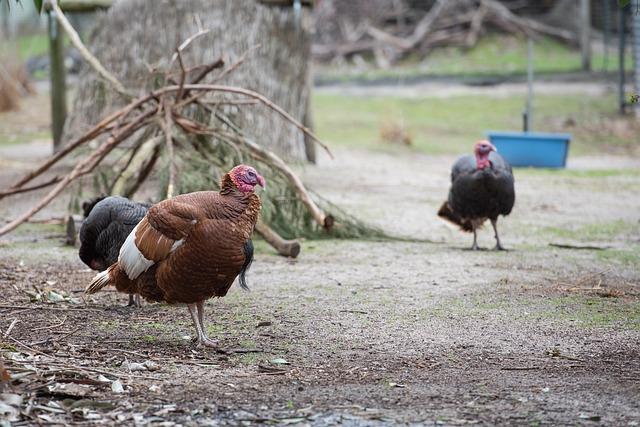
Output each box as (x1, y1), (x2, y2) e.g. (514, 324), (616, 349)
(486, 131), (571, 168)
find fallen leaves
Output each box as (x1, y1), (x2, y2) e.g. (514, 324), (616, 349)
(0, 393), (22, 422)
(26, 283), (81, 305)
(111, 380), (124, 394)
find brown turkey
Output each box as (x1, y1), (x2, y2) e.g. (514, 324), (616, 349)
(438, 140), (515, 250)
(85, 165), (265, 347)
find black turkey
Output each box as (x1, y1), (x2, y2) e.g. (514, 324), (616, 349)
(438, 140), (515, 250)
(79, 196), (149, 306)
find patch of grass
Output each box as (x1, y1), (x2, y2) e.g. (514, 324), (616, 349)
(542, 220), (639, 242)
(236, 352), (262, 365)
(97, 320), (119, 331)
(543, 295), (640, 329)
(206, 323), (225, 336)
(1, 343), (18, 352)
(316, 34), (634, 82)
(15, 33), (49, 61)
(0, 130), (50, 146)
(313, 92), (622, 156)
(12, 222), (64, 236)
(596, 246), (640, 267)
(142, 334), (157, 343)
(423, 291), (640, 331)
(144, 321), (175, 332)
(517, 168), (640, 179)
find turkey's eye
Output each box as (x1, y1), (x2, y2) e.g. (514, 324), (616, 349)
(247, 170), (256, 178)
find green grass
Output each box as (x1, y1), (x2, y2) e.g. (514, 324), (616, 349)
(313, 92), (623, 155)
(596, 246), (640, 267)
(15, 33), (49, 60)
(0, 33), (49, 61)
(542, 220), (639, 242)
(518, 168), (640, 178)
(0, 130), (50, 146)
(423, 293), (640, 330)
(317, 34), (634, 82)
(544, 295), (640, 329)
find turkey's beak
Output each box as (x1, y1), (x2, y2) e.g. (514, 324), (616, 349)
(257, 175), (266, 190)
(490, 143), (497, 152)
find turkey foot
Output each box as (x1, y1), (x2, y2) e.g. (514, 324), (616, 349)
(127, 294), (142, 307)
(491, 219), (506, 251)
(188, 302), (218, 348)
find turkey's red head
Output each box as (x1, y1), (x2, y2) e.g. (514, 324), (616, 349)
(229, 165), (266, 193)
(473, 140), (496, 170)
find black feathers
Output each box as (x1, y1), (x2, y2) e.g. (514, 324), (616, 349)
(79, 196), (149, 271)
(439, 151), (515, 232)
(82, 196), (106, 218)
(238, 239), (254, 291)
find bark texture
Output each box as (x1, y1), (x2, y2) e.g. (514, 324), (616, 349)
(65, 0), (313, 160)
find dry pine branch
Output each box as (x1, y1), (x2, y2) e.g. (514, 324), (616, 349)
(0, 10), (339, 257)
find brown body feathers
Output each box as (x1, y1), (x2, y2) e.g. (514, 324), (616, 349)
(87, 173), (261, 305)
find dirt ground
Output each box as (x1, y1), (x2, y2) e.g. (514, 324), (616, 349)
(1, 128), (639, 426)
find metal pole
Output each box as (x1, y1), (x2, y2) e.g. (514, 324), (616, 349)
(524, 37), (533, 132)
(580, 0), (592, 71)
(619, 3), (627, 114)
(632, 1), (640, 119)
(48, 9), (67, 153)
(603, 0), (610, 70)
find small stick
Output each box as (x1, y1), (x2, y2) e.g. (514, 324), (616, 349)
(3, 318), (19, 337)
(212, 44), (261, 84)
(169, 28), (211, 67)
(161, 102), (177, 198)
(0, 304), (105, 312)
(0, 176), (62, 198)
(32, 316), (67, 331)
(175, 49), (187, 102)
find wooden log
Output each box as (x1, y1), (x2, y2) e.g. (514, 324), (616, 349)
(255, 220), (301, 258)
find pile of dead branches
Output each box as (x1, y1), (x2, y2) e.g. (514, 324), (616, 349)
(312, 0), (576, 67)
(0, 1), (398, 258)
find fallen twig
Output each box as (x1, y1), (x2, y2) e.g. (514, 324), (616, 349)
(549, 243), (612, 250)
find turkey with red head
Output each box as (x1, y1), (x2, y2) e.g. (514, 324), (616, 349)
(438, 140), (515, 250)
(85, 165), (265, 347)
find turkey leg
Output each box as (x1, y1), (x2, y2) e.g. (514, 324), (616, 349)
(491, 218), (505, 251)
(187, 302), (218, 348)
(471, 227), (479, 250)
(127, 294), (142, 307)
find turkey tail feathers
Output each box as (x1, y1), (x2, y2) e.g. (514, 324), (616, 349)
(437, 201), (473, 232)
(85, 265), (114, 294)
(238, 239), (254, 292)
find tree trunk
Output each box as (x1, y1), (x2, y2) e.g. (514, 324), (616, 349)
(65, 0), (313, 161)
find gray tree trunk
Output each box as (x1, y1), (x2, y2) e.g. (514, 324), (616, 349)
(65, 0), (313, 161)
